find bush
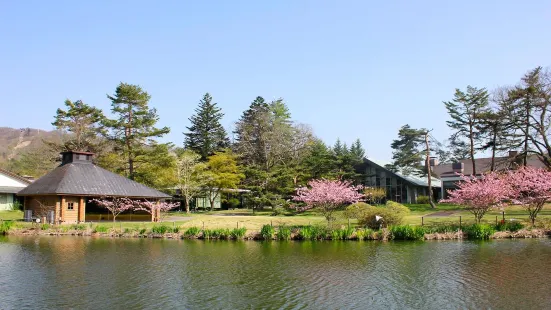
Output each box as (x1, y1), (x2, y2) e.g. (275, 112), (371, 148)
(424, 224), (461, 234)
(202, 229), (213, 239)
(359, 201), (410, 229)
(364, 187), (386, 205)
(389, 225), (426, 240)
(276, 226), (292, 240)
(0, 221), (14, 234)
(331, 227), (355, 240)
(231, 227), (247, 239)
(354, 228), (373, 240)
(494, 221), (524, 232)
(298, 225), (327, 240)
(40, 223), (51, 230)
(213, 228), (232, 239)
(139, 228), (147, 235)
(416, 196), (430, 204)
(185, 227), (201, 237)
(464, 224), (495, 240)
(271, 207), (285, 216)
(151, 225), (171, 234)
(94, 225), (109, 233)
(70, 224), (87, 231)
(260, 224), (275, 240)
(344, 202), (372, 219)
(227, 197), (241, 209)
(172, 227), (180, 233)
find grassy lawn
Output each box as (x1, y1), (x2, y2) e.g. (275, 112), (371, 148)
(4, 203), (551, 231)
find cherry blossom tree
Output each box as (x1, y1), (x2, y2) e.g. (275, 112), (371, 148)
(506, 167), (551, 225)
(90, 197), (136, 222)
(293, 179), (364, 225)
(442, 172), (510, 223)
(134, 200), (180, 222)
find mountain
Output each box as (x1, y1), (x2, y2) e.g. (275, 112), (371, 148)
(0, 127), (62, 162)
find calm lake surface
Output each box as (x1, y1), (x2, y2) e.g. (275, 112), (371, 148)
(1, 237), (551, 309)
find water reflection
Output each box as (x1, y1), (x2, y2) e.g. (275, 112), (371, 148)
(1, 237), (551, 309)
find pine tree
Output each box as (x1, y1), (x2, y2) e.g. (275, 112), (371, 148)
(389, 125), (425, 175)
(51, 99), (106, 153)
(349, 138), (366, 162)
(184, 93), (229, 160)
(444, 86), (489, 175)
(103, 82), (170, 180)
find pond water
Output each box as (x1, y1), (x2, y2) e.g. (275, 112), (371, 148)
(1, 236), (551, 309)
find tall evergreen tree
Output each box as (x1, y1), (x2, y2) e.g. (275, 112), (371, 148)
(103, 82), (170, 180)
(444, 86), (489, 175)
(350, 138), (366, 162)
(51, 99), (106, 153)
(389, 125), (426, 175)
(184, 93), (229, 160)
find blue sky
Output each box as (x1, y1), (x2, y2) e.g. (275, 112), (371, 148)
(1, 1), (550, 160)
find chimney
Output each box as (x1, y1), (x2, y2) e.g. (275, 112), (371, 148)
(509, 150), (518, 158)
(60, 151), (94, 165)
(429, 156), (439, 167)
(452, 162), (464, 174)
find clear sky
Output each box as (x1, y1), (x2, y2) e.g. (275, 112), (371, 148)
(1, 1), (550, 160)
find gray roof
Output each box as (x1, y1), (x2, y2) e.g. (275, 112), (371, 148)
(0, 186), (26, 194)
(364, 158), (442, 188)
(17, 162), (171, 198)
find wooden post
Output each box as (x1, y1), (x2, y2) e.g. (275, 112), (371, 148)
(496, 216), (498, 225)
(421, 216), (424, 226)
(502, 211), (505, 222)
(60, 196), (66, 223)
(78, 197), (85, 223)
(459, 216), (462, 229)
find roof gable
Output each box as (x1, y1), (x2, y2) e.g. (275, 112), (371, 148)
(0, 168), (31, 187)
(363, 158), (441, 188)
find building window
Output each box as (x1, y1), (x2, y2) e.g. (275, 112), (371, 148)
(67, 202), (74, 210)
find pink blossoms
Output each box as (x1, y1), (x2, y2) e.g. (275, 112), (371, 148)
(293, 179), (364, 224)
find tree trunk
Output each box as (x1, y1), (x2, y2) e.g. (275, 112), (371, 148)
(469, 123), (477, 176)
(524, 101), (530, 166)
(424, 132), (436, 209)
(185, 197), (191, 214)
(490, 129), (497, 171)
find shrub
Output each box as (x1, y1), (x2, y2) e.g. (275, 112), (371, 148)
(94, 225), (109, 233)
(227, 197), (241, 209)
(213, 228), (231, 239)
(151, 225), (171, 234)
(416, 196), (430, 204)
(424, 224), (461, 234)
(355, 228), (374, 240)
(260, 224), (275, 240)
(202, 229), (213, 239)
(139, 228), (147, 235)
(331, 227), (355, 240)
(359, 201), (410, 229)
(297, 225), (327, 240)
(464, 224), (495, 240)
(172, 227), (180, 233)
(231, 227), (247, 239)
(364, 187), (386, 205)
(344, 202), (372, 219)
(495, 221), (524, 232)
(184, 227), (201, 237)
(276, 226), (292, 240)
(40, 223), (51, 230)
(271, 207), (285, 216)
(389, 225), (426, 240)
(70, 224), (87, 231)
(0, 221), (15, 234)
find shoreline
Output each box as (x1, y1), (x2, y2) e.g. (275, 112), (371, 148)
(3, 226), (550, 241)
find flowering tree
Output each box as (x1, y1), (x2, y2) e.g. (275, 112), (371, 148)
(90, 197), (136, 222)
(506, 167), (551, 225)
(293, 179), (364, 225)
(134, 200), (180, 222)
(442, 172), (510, 223)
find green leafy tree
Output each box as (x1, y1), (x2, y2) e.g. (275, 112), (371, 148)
(184, 93), (230, 160)
(175, 150), (207, 213)
(444, 86), (489, 175)
(349, 139), (366, 162)
(132, 143), (176, 190)
(300, 139), (336, 180)
(51, 99), (106, 152)
(103, 83), (170, 179)
(204, 150), (244, 210)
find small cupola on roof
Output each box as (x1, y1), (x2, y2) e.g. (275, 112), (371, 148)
(61, 151), (94, 165)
